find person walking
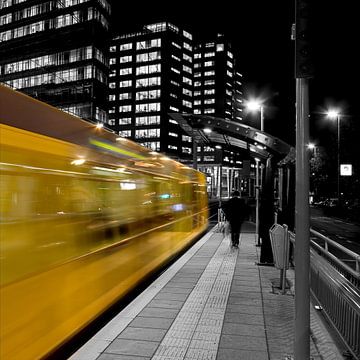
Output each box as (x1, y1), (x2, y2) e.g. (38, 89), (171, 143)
(223, 190), (249, 247)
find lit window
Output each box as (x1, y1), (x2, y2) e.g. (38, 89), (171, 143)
(204, 89), (215, 95)
(120, 55), (132, 63)
(182, 77), (192, 86)
(136, 38), (161, 50)
(183, 65), (192, 74)
(182, 147), (192, 154)
(135, 102), (161, 113)
(135, 115), (160, 125)
(119, 105), (132, 112)
(204, 61), (214, 67)
(110, 58), (116, 65)
(169, 132), (178, 137)
(119, 80), (132, 88)
(119, 117), (132, 125)
(216, 43), (224, 52)
(120, 43), (132, 51)
(183, 30), (192, 40)
(182, 100), (192, 108)
(119, 130), (131, 137)
(119, 67), (132, 76)
(110, 45), (116, 52)
(135, 128), (160, 139)
(183, 88), (192, 96)
(183, 53), (192, 62)
(183, 42), (192, 51)
(204, 52), (215, 58)
(119, 92), (132, 100)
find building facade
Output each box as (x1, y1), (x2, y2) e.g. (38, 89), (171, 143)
(108, 22), (194, 159)
(0, 0), (111, 123)
(108, 23), (244, 163)
(193, 33), (243, 122)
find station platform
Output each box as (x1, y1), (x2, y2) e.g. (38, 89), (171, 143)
(70, 224), (345, 360)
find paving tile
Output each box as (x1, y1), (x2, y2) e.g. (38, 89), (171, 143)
(227, 297), (262, 306)
(221, 323), (266, 337)
(224, 312), (264, 325)
(129, 317), (174, 330)
(186, 347), (217, 359)
(117, 327), (167, 342)
(154, 292), (190, 301)
(225, 304), (263, 315)
(98, 354), (150, 360)
(216, 348), (268, 360)
(137, 307), (179, 319)
(147, 299), (185, 310)
(161, 287), (193, 295)
(219, 334), (267, 351)
(228, 291), (262, 299)
(104, 339), (158, 357)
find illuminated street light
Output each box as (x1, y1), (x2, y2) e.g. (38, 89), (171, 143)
(203, 128), (212, 134)
(246, 99), (264, 131)
(307, 143), (315, 150)
(326, 109), (341, 202)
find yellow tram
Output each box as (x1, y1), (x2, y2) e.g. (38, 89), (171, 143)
(0, 85), (208, 359)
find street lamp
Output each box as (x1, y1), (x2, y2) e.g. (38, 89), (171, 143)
(246, 99), (264, 132)
(326, 109), (341, 202)
(254, 157), (261, 246)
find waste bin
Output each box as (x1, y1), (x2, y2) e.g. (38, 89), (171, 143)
(269, 224), (289, 270)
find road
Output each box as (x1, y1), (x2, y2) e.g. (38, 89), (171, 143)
(310, 207), (360, 255)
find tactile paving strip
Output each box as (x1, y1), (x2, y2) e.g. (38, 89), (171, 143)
(152, 236), (238, 360)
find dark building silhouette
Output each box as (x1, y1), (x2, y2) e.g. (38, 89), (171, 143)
(0, 0), (111, 123)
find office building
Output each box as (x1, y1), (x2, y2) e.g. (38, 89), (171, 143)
(108, 22), (194, 158)
(109, 24), (244, 163)
(193, 33), (243, 122)
(0, 0), (111, 123)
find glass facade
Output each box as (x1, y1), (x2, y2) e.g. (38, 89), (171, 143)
(0, 0), (111, 123)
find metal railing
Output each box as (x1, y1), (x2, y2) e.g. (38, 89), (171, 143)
(288, 229), (360, 359)
(310, 228), (360, 287)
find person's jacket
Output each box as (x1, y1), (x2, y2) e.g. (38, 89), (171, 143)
(223, 197), (248, 224)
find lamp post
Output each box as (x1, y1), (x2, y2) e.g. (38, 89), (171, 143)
(255, 158), (261, 246)
(246, 100), (264, 132)
(326, 110), (341, 202)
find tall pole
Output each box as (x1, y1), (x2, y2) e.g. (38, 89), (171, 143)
(337, 115), (340, 202)
(294, 78), (310, 360)
(260, 105), (264, 132)
(192, 131), (198, 170)
(255, 159), (260, 246)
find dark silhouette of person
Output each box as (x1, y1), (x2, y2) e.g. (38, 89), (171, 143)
(223, 190), (248, 247)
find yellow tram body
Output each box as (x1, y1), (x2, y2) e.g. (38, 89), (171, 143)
(0, 85), (208, 359)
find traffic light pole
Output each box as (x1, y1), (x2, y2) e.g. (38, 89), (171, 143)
(295, 78), (310, 360)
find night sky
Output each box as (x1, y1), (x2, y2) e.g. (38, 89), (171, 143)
(110, 1), (359, 151)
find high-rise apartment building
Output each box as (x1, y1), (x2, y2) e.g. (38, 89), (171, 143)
(0, 0), (111, 123)
(108, 22), (194, 158)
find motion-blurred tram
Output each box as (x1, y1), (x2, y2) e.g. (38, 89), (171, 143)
(0, 85), (208, 359)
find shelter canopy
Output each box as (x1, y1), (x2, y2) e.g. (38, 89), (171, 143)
(170, 113), (292, 160)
